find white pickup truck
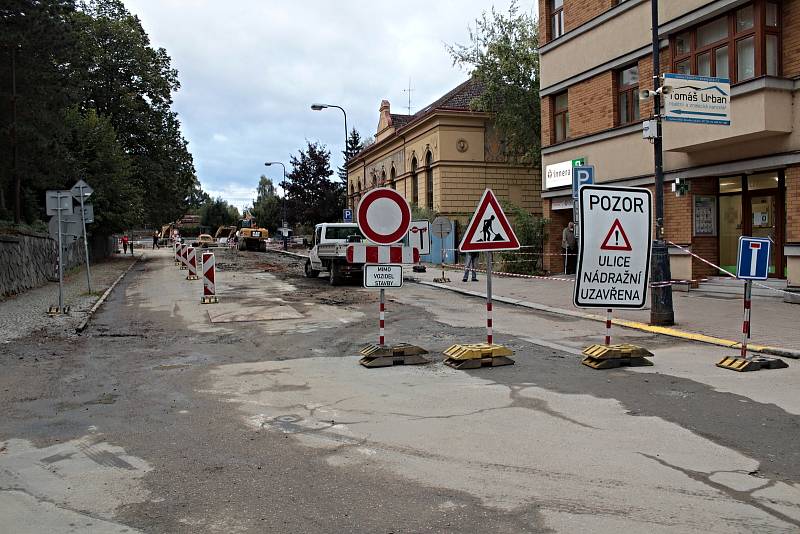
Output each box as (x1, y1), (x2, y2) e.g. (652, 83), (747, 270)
(304, 223), (366, 285)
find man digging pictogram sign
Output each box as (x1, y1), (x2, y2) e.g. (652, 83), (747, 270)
(444, 189), (519, 370)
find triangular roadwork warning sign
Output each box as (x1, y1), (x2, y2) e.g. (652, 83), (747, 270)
(459, 189), (520, 252)
(600, 219), (633, 251)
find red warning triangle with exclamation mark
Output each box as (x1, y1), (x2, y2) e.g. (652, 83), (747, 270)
(600, 219), (633, 251)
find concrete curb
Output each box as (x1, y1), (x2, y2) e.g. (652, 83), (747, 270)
(267, 248), (309, 260)
(76, 255), (140, 334)
(415, 279), (800, 359)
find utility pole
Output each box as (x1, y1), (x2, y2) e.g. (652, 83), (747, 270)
(11, 46), (20, 224)
(649, 0), (675, 325)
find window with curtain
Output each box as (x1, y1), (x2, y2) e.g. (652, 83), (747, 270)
(425, 152), (433, 210)
(617, 64), (640, 125)
(551, 0), (564, 40)
(553, 92), (569, 143)
(411, 157), (418, 205)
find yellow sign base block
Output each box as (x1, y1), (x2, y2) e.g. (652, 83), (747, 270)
(201, 296), (219, 304)
(716, 356), (789, 372)
(180, 265), (188, 270)
(359, 343), (430, 368)
(581, 344), (654, 370)
(443, 343), (515, 370)
(433, 277), (451, 283)
(47, 305), (71, 316)
(186, 275), (199, 281)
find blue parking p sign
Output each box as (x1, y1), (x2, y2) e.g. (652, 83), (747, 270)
(343, 209), (353, 222)
(736, 236), (771, 280)
(572, 165), (594, 199)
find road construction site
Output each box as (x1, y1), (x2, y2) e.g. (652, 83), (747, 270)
(1, 247), (799, 533)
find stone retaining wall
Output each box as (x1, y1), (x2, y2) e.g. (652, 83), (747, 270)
(0, 230), (86, 298)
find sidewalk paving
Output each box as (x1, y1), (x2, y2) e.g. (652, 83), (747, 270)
(0, 253), (138, 342)
(412, 263), (800, 354)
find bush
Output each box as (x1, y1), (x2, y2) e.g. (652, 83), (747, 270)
(498, 202), (548, 275)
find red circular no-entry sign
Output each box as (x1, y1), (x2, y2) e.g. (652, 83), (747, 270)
(357, 188), (412, 245)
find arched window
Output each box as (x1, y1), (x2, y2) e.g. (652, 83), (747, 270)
(372, 174), (377, 188)
(381, 169), (386, 186)
(390, 166), (396, 190)
(358, 181), (362, 193)
(425, 151), (433, 210)
(411, 157), (418, 205)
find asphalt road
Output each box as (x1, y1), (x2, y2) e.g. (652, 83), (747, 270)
(1, 248), (798, 533)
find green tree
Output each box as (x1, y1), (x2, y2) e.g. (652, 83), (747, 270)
(198, 197), (239, 231)
(337, 128), (364, 183)
(447, 1), (540, 165)
(286, 141), (342, 226)
(499, 201), (548, 274)
(63, 106), (140, 232)
(250, 175), (282, 233)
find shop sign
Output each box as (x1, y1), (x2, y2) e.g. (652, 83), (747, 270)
(544, 157), (586, 189)
(663, 73), (730, 126)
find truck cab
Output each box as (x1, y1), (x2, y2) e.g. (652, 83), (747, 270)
(305, 223), (365, 285)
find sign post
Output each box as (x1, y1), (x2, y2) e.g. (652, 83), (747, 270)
(574, 185), (655, 369)
(431, 216), (452, 283)
(46, 190), (73, 315)
(355, 188), (428, 368)
(71, 179), (94, 293)
(716, 236), (787, 371)
(443, 189), (519, 369)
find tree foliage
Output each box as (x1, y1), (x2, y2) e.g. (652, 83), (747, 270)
(286, 141), (343, 227)
(197, 197), (239, 231)
(338, 128), (364, 183)
(0, 0), (201, 232)
(250, 175), (282, 233)
(447, 1), (540, 165)
(499, 201), (548, 274)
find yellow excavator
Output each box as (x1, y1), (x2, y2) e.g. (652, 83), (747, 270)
(237, 217), (269, 252)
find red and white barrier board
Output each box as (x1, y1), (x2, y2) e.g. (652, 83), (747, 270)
(180, 244), (189, 269)
(186, 247), (198, 280)
(202, 252), (216, 299)
(346, 245), (419, 264)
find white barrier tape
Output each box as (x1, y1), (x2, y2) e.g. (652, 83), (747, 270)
(666, 241), (795, 297)
(444, 263), (573, 282)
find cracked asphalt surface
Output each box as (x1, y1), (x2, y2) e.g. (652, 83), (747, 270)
(1, 247), (799, 533)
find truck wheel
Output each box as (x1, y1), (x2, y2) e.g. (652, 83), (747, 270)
(238, 240), (245, 251)
(259, 241), (267, 252)
(304, 260), (320, 278)
(329, 263), (341, 286)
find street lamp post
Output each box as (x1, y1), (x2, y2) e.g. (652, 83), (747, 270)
(310, 104), (348, 157)
(648, 0), (675, 325)
(265, 161), (288, 250)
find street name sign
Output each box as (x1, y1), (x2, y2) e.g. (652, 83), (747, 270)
(364, 264), (403, 288)
(459, 189), (520, 252)
(736, 236), (771, 280)
(431, 216), (452, 239)
(663, 73), (731, 125)
(356, 188), (412, 245)
(408, 220), (431, 256)
(45, 190), (73, 216)
(574, 185), (652, 309)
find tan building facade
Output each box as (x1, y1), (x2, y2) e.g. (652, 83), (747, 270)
(539, 0), (800, 298)
(347, 80), (541, 234)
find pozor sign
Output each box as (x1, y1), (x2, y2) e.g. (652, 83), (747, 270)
(574, 185), (652, 309)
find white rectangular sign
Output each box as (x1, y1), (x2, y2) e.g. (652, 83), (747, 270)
(363, 264), (403, 288)
(408, 220), (431, 256)
(574, 185), (652, 309)
(663, 73), (730, 125)
(544, 157), (586, 190)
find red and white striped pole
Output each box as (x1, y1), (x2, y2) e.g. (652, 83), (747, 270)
(605, 309), (612, 345)
(487, 252), (493, 344)
(201, 251), (217, 303)
(741, 280), (752, 359)
(379, 288), (385, 346)
(186, 247), (198, 280)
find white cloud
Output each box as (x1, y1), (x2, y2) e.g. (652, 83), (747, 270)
(124, 0), (538, 206)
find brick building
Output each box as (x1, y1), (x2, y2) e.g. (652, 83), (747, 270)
(538, 0), (800, 296)
(347, 79), (541, 233)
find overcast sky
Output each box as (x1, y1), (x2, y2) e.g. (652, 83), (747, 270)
(124, 0), (538, 212)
